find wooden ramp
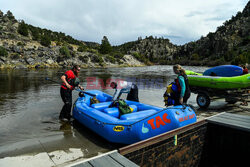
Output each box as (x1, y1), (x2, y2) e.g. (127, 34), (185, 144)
(70, 150), (139, 167)
(206, 112), (250, 132)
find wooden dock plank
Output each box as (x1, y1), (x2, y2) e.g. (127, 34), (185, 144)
(207, 113), (250, 132)
(73, 162), (92, 167)
(219, 113), (250, 122)
(109, 152), (139, 167)
(71, 151), (139, 167)
(89, 155), (123, 167)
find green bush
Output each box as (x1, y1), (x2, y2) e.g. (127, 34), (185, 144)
(6, 11), (15, 20)
(0, 46), (8, 57)
(106, 55), (115, 63)
(17, 42), (25, 46)
(132, 52), (150, 64)
(191, 53), (200, 60)
(40, 35), (51, 47)
(18, 21), (28, 36)
(59, 46), (71, 59)
(10, 53), (20, 59)
(110, 52), (124, 59)
(90, 54), (104, 64)
(30, 28), (40, 40)
(79, 55), (89, 62)
(77, 45), (87, 52)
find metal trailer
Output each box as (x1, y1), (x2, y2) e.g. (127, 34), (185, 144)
(190, 86), (249, 109)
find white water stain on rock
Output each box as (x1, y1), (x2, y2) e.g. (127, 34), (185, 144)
(0, 148), (85, 167)
(0, 152), (54, 167)
(49, 148), (84, 165)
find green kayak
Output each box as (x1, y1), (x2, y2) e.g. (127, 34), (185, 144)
(185, 70), (250, 89)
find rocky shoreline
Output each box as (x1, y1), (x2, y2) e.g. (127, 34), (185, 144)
(0, 11), (145, 69)
(0, 38), (144, 69)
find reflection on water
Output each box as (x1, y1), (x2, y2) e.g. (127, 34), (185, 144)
(0, 66), (208, 149)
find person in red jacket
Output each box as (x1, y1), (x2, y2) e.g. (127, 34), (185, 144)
(60, 65), (84, 121)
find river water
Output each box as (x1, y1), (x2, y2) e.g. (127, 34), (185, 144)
(0, 65), (211, 156)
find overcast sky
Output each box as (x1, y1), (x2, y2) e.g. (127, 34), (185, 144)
(1, 0), (248, 45)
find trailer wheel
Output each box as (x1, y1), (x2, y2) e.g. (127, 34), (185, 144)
(197, 93), (210, 109)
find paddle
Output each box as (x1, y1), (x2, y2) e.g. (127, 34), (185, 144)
(45, 77), (96, 97)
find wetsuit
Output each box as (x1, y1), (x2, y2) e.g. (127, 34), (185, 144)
(113, 82), (139, 102)
(127, 83), (139, 102)
(60, 70), (76, 120)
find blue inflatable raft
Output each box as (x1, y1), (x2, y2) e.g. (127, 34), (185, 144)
(203, 65), (243, 77)
(72, 90), (197, 144)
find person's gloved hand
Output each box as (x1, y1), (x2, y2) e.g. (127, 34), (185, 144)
(79, 85), (84, 90)
(179, 97), (183, 104)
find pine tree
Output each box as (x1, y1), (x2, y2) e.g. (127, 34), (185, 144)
(99, 36), (112, 54)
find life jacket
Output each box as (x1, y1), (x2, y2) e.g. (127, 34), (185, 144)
(174, 79), (181, 92)
(61, 70), (78, 90)
(164, 94), (175, 106)
(177, 73), (190, 98)
(163, 82), (179, 106)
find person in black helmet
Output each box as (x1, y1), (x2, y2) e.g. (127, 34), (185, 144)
(110, 81), (139, 102)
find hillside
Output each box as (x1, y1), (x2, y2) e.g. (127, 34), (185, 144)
(115, 1), (250, 66)
(172, 1), (250, 66)
(0, 1), (249, 68)
(0, 11), (143, 68)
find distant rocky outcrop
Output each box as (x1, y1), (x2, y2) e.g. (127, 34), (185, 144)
(114, 36), (177, 64)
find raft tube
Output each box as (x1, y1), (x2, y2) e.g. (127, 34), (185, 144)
(186, 71), (250, 89)
(73, 90), (197, 144)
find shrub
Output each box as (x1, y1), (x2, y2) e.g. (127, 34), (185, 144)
(18, 21), (28, 36)
(31, 28), (40, 40)
(77, 45), (87, 52)
(90, 54), (104, 64)
(17, 42), (25, 46)
(0, 46), (8, 57)
(6, 11), (15, 20)
(59, 46), (71, 59)
(132, 52), (150, 64)
(79, 55), (89, 63)
(40, 35), (51, 47)
(106, 55), (116, 63)
(110, 52), (124, 59)
(10, 53), (20, 59)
